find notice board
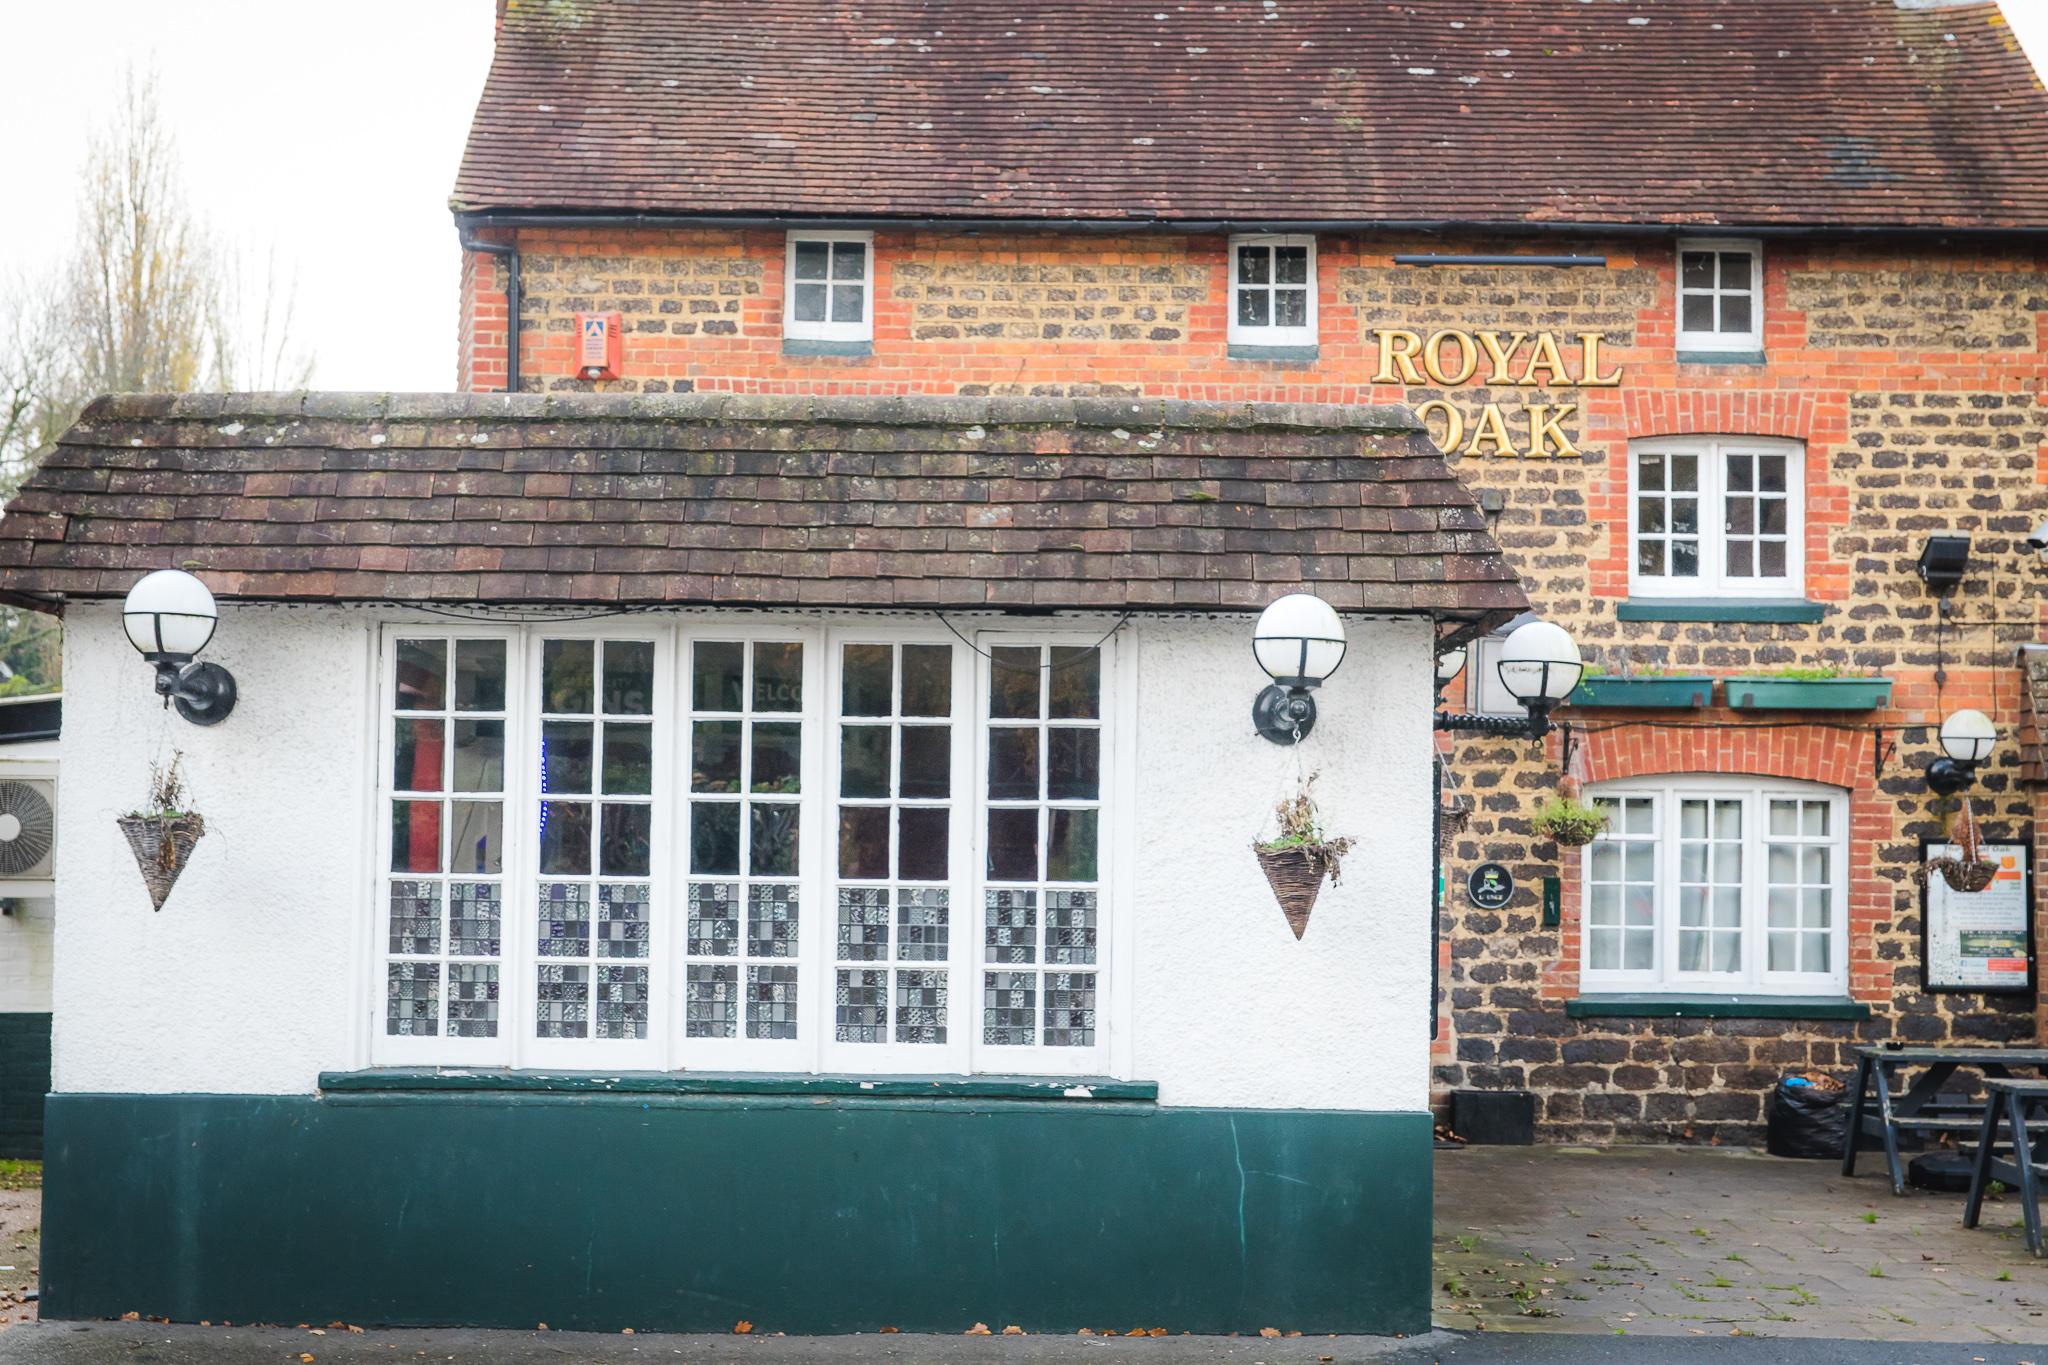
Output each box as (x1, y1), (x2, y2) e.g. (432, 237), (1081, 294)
(1920, 840), (2035, 994)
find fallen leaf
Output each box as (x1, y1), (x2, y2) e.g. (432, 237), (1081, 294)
(879, 1326), (899, 1334)
(300, 1356), (315, 1364)
(1077, 1329), (1095, 1336)
(1125, 1328), (1148, 1337)
(1147, 1327), (1167, 1337)
(621, 1327), (634, 1335)
(966, 1322), (991, 1335)
(1002, 1325), (1025, 1335)
(1260, 1327), (1281, 1338)
(537, 1323), (549, 1332)
(120, 1313), (140, 1322)
(734, 1320), (753, 1335)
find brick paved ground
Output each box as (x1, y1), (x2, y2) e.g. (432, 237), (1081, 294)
(1434, 1145), (2048, 1346)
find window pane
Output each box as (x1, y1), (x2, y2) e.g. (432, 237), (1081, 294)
(1681, 294), (1714, 332)
(1274, 288), (1307, 328)
(692, 720), (742, 793)
(454, 640), (506, 711)
(1238, 245), (1269, 285)
(989, 727), (1040, 800)
(1636, 539), (1666, 576)
(793, 240), (830, 280)
(842, 644), (893, 716)
(1678, 930), (1706, 971)
(1759, 541), (1786, 577)
(1671, 539), (1700, 576)
(900, 724), (951, 799)
(602, 641), (655, 715)
(1727, 542), (1753, 577)
(395, 718), (445, 793)
(750, 803), (800, 876)
(1715, 801), (1741, 839)
(838, 806), (889, 879)
(897, 888), (949, 962)
(751, 722), (802, 794)
(985, 889), (1037, 963)
(1274, 246), (1308, 285)
(1047, 809), (1099, 882)
(1681, 800), (1708, 839)
(830, 284), (865, 323)
(1681, 252), (1714, 288)
(984, 970), (1036, 1045)
(1049, 647), (1101, 718)
(830, 241), (867, 280)
(453, 719), (504, 793)
(396, 639), (447, 711)
(1711, 933), (1741, 972)
(901, 645), (952, 716)
(990, 648), (1041, 718)
(1768, 931), (1795, 972)
(1624, 800), (1653, 835)
(690, 801), (740, 875)
(1638, 498), (1665, 534)
(1803, 802), (1828, 837)
(840, 726), (891, 798)
(748, 885), (799, 958)
(600, 802), (651, 876)
(1719, 252), (1751, 291)
(987, 808), (1039, 880)
(391, 800), (442, 873)
(450, 801), (502, 874)
(1638, 453), (1666, 491)
(686, 963), (737, 1037)
(1760, 499), (1787, 534)
(1670, 498), (1698, 535)
(602, 722), (653, 795)
(1624, 842), (1654, 882)
(540, 800), (592, 875)
(1589, 933), (1618, 971)
(838, 887), (889, 961)
(1672, 455), (1699, 491)
(753, 643), (804, 712)
(792, 282), (827, 322)
(1623, 932), (1653, 971)
(898, 807), (949, 880)
(1727, 454), (1753, 493)
(542, 639), (595, 713)
(1758, 455), (1787, 494)
(1720, 294), (1752, 334)
(1238, 289), (1270, 328)
(1048, 728), (1100, 800)
(693, 642), (744, 711)
(543, 720), (594, 794)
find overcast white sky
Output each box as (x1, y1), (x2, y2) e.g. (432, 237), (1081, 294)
(1, 1), (2044, 394)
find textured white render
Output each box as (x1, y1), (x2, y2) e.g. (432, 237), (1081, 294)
(52, 604), (1435, 1109)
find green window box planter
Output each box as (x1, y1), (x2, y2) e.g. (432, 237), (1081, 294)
(1570, 675), (1715, 709)
(1724, 676), (1894, 711)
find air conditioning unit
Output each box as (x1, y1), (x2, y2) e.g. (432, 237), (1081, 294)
(0, 776), (55, 898)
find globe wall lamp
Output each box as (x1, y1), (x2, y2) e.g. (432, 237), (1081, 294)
(1435, 618), (1584, 741)
(1251, 593), (1348, 743)
(122, 569), (238, 726)
(1925, 708), (1996, 796)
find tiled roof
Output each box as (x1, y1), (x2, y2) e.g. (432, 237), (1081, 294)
(0, 393), (1528, 627)
(452, 0), (2048, 231)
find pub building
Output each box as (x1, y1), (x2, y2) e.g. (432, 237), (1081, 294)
(4, 0), (2048, 1336)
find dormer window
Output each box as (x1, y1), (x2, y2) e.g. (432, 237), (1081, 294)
(1676, 238), (1763, 357)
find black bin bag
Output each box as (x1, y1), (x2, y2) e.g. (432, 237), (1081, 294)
(1766, 1077), (1849, 1160)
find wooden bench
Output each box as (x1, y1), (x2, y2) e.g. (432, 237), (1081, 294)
(1962, 1078), (2048, 1256)
(1841, 1046), (2048, 1196)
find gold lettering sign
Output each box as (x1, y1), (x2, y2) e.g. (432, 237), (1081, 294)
(1376, 329), (1623, 459)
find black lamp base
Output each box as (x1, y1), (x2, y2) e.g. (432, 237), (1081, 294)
(1252, 685), (1317, 744)
(1925, 757), (1974, 797)
(171, 662), (238, 726)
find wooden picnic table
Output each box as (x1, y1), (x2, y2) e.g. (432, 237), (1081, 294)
(1840, 1045), (2048, 1196)
(1962, 1078), (2048, 1256)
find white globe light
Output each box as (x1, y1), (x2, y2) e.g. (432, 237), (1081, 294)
(1938, 708), (1997, 765)
(1436, 646), (1468, 686)
(1496, 619), (1583, 704)
(122, 569), (219, 660)
(1252, 593), (1347, 687)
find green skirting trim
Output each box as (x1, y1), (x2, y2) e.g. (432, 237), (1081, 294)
(0, 1013), (49, 1161)
(41, 1093), (1431, 1335)
(318, 1068), (1159, 1102)
(1616, 598), (1826, 623)
(1567, 994), (1870, 1021)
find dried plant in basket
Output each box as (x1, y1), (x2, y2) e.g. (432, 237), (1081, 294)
(116, 752), (206, 911)
(1252, 773), (1355, 940)
(1916, 795), (1998, 895)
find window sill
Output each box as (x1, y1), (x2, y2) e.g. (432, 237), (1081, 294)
(1617, 598), (1824, 624)
(1227, 343), (1320, 364)
(1675, 348), (1767, 366)
(318, 1068), (1159, 1103)
(1565, 994), (1868, 1021)
(782, 338), (873, 358)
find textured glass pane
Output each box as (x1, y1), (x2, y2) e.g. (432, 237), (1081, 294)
(750, 802), (800, 877)
(1715, 801), (1741, 839)
(1769, 800), (1797, 837)
(895, 969), (947, 1045)
(1719, 252), (1751, 290)
(1589, 932), (1618, 971)
(751, 722), (802, 794)
(837, 887), (890, 961)
(1760, 499), (1787, 534)
(450, 800), (503, 874)
(1678, 930), (1705, 971)
(1720, 294), (1752, 334)
(1727, 455), (1753, 493)
(1803, 802), (1828, 837)
(842, 644), (893, 717)
(835, 968), (888, 1043)
(896, 887), (951, 963)
(1803, 887), (1829, 929)
(603, 722), (653, 795)
(1274, 246), (1308, 284)
(1759, 541), (1786, 577)
(1274, 288), (1307, 328)
(901, 645), (952, 716)
(687, 881), (740, 956)
(990, 648), (1041, 718)
(386, 961), (440, 1036)
(389, 880), (442, 955)
(1681, 252), (1714, 289)
(749, 884), (800, 958)
(594, 964), (649, 1040)
(898, 807), (949, 880)
(391, 800), (442, 873)
(831, 240), (867, 280)
(1636, 539), (1665, 577)
(1589, 844), (1620, 882)
(597, 883), (651, 959)
(447, 962), (499, 1038)
(692, 642), (744, 711)
(1044, 972), (1096, 1047)
(536, 963), (589, 1039)
(1711, 932), (1741, 972)
(600, 802), (651, 876)
(538, 882), (590, 957)
(1768, 887), (1796, 928)
(1638, 453), (1666, 491)
(543, 721), (594, 794)
(1624, 886), (1654, 927)
(602, 641), (655, 715)
(838, 805), (889, 879)
(792, 282), (828, 322)
(396, 639), (447, 711)
(840, 726), (891, 798)
(1049, 647), (1101, 719)
(1713, 843), (1741, 884)
(793, 240), (830, 280)
(988, 727), (1040, 800)
(1727, 498), (1755, 534)
(450, 882), (501, 957)
(1769, 844), (1796, 884)
(1681, 294), (1714, 332)
(1759, 455), (1787, 493)
(1048, 889), (1098, 964)
(1679, 886), (1705, 926)
(1238, 245), (1269, 285)
(453, 719), (504, 793)
(1587, 885), (1619, 925)
(830, 283), (865, 324)
(900, 725), (950, 799)
(690, 800), (740, 875)
(1623, 930), (1654, 971)
(753, 643), (804, 712)
(1638, 498), (1665, 535)
(1671, 538), (1700, 576)
(985, 888), (1038, 964)
(1803, 846), (1828, 884)
(394, 719), (445, 793)
(542, 639), (595, 714)
(1625, 800), (1653, 835)
(987, 807), (1038, 880)
(1672, 455), (1699, 491)
(686, 963), (737, 1037)
(983, 970), (1036, 1045)
(1047, 808), (1099, 882)
(692, 720), (742, 793)
(1671, 497), (1699, 534)
(1624, 842), (1654, 882)
(1768, 931), (1794, 973)
(1680, 843), (1706, 883)
(1714, 887), (1742, 928)
(539, 800), (591, 875)
(454, 639), (505, 711)
(746, 965), (799, 1040)
(1239, 283), (1272, 325)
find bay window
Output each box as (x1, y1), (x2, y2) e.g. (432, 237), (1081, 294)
(1581, 777), (1847, 996)
(374, 623), (1114, 1074)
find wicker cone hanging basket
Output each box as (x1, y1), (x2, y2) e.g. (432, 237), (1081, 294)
(1918, 797), (1999, 895)
(1254, 844), (1328, 940)
(116, 812), (206, 911)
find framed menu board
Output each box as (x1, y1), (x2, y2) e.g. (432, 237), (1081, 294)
(1920, 840), (2035, 994)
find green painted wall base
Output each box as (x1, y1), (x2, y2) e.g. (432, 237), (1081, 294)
(0, 1013), (49, 1160)
(42, 1093), (1431, 1335)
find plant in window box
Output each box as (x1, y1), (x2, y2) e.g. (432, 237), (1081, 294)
(1917, 795), (1999, 895)
(1531, 794), (1607, 848)
(116, 752), (205, 911)
(1252, 772), (1355, 940)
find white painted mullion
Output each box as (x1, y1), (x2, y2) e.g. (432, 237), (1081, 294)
(802, 625), (830, 1074)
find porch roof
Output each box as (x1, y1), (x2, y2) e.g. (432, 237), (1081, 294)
(0, 392), (1527, 632)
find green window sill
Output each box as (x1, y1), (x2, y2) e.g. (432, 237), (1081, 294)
(1617, 598), (1825, 624)
(1676, 348), (1767, 366)
(1227, 343), (1320, 363)
(319, 1069), (1158, 1103)
(1566, 994), (1869, 1021)
(782, 338), (873, 358)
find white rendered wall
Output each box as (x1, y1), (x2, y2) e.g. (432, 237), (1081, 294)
(53, 604), (1436, 1109)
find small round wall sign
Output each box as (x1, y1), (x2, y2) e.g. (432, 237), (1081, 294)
(1467, 862), (1515, 910)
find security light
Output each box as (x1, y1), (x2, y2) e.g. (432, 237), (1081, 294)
(122, 569), (237, 725)
(1916, 534), (1971, 594)
(1250, 593), (1348, 744)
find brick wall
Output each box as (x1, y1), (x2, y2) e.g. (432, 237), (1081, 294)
(458, 226), (2048, 1141)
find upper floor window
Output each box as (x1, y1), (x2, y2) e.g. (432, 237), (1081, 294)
(1630, 436), (1803, 599)
(1582, 777), (1847, 997)
(785, 231), (873, 342)
(1676, 238), (1762, 353)
(1228, 234), (1316, 348)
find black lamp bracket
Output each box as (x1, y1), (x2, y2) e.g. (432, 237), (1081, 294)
(1434, 704), (1555, 741)
(154, 659), (238, 726)
(1252, 685), (1317, 744)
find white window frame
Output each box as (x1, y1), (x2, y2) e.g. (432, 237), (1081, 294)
(1675, 237), (1763, 353)
(1628, 435), (1805, 600)
(1227, 233), (1318, 348)
(783, 230), (874, 342)
(1580, 775), (1849, 998)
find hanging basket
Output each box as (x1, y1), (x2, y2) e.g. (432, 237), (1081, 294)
(1254, 843), (1331, 940)
(1438, 795), (1474, 852)
(1918, 797), (1999, 895)
(117, 812), (206, 911)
